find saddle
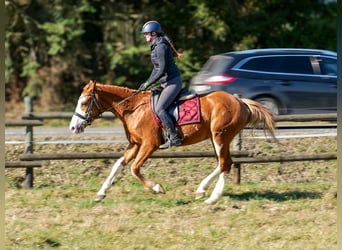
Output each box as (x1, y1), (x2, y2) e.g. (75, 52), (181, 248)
(150, 85), (200, 127)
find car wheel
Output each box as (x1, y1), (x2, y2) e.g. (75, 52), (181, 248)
(255, 97), (280, 115)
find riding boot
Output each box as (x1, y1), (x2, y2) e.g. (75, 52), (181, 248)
(158, 111), (182, 149)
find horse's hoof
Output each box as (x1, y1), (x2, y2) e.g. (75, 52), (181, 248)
(195, 192), (206, 200)
(94, 194), (106, 202)
(204, 197), (218, 205)
(152, 183), (165, 193)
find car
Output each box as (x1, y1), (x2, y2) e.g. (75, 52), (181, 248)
(190, 48), (337, 115)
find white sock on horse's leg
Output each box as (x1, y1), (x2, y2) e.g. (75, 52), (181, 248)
(204, 172), (225, 204)
(97, 156), (124, 196)
(195, 165), (221, 199)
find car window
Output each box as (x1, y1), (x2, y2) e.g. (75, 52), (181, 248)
(239, 56), (314, 75)
(317, 57), (337, 76)
(201, 56), (234, 74)
(279, 56), (313, 74)
(239, 57), (280, 72)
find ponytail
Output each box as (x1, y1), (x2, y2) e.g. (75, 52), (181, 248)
(162, 33), (183, 58)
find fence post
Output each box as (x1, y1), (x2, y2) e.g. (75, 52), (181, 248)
(232, 94), (242, 185)
(24, 96), (34, 188)
(233, 130), (242, 185)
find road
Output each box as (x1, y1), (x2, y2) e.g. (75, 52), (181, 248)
(5, 125), (337, 145)
(5, 127), (125, 137)
(5, 127), (127, 144)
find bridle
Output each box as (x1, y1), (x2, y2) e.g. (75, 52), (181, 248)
(74, 92), (102, 126)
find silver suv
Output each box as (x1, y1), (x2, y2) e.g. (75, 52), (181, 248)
(190, 48), (337, 115)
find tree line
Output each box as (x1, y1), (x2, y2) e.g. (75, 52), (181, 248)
(5, 0), (337, 110)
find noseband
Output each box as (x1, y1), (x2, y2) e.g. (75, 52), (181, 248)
(74, 92), (101, 125)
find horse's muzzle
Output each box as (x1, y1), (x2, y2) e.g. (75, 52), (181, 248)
(70, 122), (85, 134)
(69, 113), (88, 134)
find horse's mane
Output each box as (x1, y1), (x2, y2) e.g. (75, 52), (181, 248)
(92, 82), (150, 117)
(95, 83), (136, 96)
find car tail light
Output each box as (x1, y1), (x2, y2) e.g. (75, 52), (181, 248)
(205, 74), (237, 84)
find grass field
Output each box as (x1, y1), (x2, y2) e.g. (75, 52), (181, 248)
(5, 130), (336, 249)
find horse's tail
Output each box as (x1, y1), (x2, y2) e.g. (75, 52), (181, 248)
(240, 98), (277, 140)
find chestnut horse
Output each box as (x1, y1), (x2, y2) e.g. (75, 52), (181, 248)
(69, 80), (276, 204)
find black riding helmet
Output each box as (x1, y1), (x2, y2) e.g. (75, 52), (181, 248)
(141, 21), (162, 33)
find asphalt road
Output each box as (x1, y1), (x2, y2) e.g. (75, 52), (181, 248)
(5, 127), (125, 137)
(5, 126), (337, 145)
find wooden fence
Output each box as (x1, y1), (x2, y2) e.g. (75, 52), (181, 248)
(5, 97), (337, 188)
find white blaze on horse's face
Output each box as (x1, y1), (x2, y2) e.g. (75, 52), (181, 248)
(69, 95), (88, 134)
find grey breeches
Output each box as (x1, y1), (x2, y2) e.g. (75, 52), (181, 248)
(154, 76), (182, 118)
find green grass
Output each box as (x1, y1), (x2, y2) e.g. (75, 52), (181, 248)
(5, 134), (336, 249)
(5, 182), (336, 249)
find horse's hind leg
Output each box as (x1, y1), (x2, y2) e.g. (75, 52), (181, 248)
(195, 164), (221, 199)
(95, 144), (139, 202)
(195, 140), (225, 201)
(202, 138), (233, 205)
(205, 172), (227, 204)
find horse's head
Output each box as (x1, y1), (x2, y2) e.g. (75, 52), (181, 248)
(69, 80), (102, 134)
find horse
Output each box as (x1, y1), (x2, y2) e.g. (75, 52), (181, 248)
(69, 80), (276, 204)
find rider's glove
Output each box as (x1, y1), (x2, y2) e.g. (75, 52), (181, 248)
(138, 82), (149, 91)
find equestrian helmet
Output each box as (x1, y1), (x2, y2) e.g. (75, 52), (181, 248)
(141, 21), (162, 33)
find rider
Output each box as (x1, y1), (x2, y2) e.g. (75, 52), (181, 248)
(139, 20), (183, 149)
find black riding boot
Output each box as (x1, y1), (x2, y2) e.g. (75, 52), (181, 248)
(158, 111), (182, 149)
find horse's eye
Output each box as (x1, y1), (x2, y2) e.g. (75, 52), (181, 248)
(81, 102), (88, 107)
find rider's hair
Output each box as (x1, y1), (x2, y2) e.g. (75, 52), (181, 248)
(160, 33), (183, 58)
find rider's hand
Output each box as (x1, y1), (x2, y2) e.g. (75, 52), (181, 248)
(138, 82), (149, 91)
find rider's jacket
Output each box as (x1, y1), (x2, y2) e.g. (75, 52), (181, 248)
(146, 36), (181, 87)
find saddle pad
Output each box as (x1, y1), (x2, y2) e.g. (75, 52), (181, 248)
(177, 96), (201, 125)
(151, 96), (201, 127)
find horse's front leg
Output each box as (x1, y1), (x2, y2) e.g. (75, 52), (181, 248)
(95, 157), (124, 202)
(131, 145), (165, 193)
(95, 144), (139, 202)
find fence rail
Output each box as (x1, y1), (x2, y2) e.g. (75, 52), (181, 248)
(5, 97), (337, 188)
(21, 111), (115, 120)
(5, 161), (42, 168)
(20, 111), (337, 122)
(19, 152), (337, 164)
(19, 151), (251, 161)
(5, 120), (44, 126)
(274, 113), (337, 122)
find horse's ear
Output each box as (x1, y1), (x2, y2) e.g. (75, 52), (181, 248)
(88, 80), (96, 88)
(92, 80), (96, 93)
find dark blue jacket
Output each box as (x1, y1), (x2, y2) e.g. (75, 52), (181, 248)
(146, 36), (181, 86)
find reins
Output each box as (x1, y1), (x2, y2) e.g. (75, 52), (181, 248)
(116, 90), (142, 106)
